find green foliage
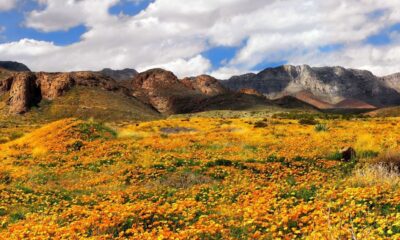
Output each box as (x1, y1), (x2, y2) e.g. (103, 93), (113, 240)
(299, 118), (319, 125)
(9, 131), (24, 141)
(69, 140), (84, 151)
(9, 211), (25, 223)
(206, 159), (233, 168)
(358, 150), (379, 159)
(326, 151), (343, 161)
(77, 122), (117, 141)
(314, 123), (329, 132)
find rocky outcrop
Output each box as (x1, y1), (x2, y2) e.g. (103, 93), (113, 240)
(5, 71), (123, 114)
(0, 61), (30, 72)
(222, 65), (400, 107)
(99, 68), (138, 90)
(380, 73), (400, 93)
(9, 73), (41, 113)
(99, 68), (138, 81)
(238, 88), (264, 97)
(131, 69), (203, 114)
(181, 75), (228, 96)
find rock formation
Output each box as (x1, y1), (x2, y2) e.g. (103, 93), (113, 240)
(99, 68), (138, 82)
(131, 69), (206, 114)
(222, 65), (400, 107)
(4, 71), (123, 114)
(181, 75), (228, 96)
(238, 88), (264, 97)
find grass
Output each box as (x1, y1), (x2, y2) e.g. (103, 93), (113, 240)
(373, 150), (400, 169)
(314, 123), (329, 132)
(26, 86), (162, 122)
(348, 164), (400, 188)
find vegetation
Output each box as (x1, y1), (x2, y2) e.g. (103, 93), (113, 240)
(0, 115), (399, 239)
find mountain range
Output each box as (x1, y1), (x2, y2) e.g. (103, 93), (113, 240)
(2, 61), (400, 120)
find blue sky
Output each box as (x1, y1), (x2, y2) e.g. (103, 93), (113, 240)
(1, 0), (400, 78)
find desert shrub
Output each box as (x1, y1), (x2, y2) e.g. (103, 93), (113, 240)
(77, 122), (117, 141)
(326, 151), (343, 160)
(254, 120), (268, 128)
(211, 168), (229, 180)
(298, 118), (319, 125)
(155, 171), (213, 189)
(348, 164), (400, 188)
(373, 150), (400, 170)
(358, 150), (379, 159)
(9, 131), (24, 141)
(314, 123), (328, 132)
(0, 207), (7, 216)
(69, 140), (84, 151)
(0, 136), (9, 144)
(0, 171), (12, 184)
(206, 159), (233, 168)
(9, 211), (25, 223)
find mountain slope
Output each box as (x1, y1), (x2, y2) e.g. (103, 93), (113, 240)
(28, 86), (161, 121)
(0, 61), (31, 72)
(0, 70), (161, 121)
(221, 65), (400, 107)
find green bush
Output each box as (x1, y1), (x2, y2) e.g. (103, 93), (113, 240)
(299, 118), (319, 125)
(9, 131), (24, 141)
(314, 123), (329, 132)
(77, 122), (116, 141)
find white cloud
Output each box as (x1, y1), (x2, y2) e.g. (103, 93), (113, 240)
(210, 66), (248, 80)
(2, 0), (400, 78)
(0, 0), (17, 11)
(144, 55), (212, 78)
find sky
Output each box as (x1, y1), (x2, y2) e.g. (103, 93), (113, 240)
(1, 0), (400, 79)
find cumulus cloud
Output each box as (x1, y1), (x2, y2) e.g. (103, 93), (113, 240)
(144, 55), (212, 78)
(0, 0), (17, 11)
(1, 0), (400, 78)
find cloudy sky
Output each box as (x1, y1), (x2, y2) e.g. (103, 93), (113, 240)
(1, 0), (400, 78)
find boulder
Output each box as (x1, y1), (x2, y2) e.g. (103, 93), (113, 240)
(340, 147), (356, 162)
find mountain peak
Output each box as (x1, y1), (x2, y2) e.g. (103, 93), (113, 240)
(223, 64), (400, 107)
(0, 61), (31, 72)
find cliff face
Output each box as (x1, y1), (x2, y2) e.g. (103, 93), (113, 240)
(4, 71), (122, 114)
(181, 75), (228, 96)
(131, 69), (211, 114)
(1, 67), (239, 116)
(222, 65), (400, 107)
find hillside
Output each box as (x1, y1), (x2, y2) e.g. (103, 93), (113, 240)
(27, 86), (161, 121)
(1, 116), (400, 238)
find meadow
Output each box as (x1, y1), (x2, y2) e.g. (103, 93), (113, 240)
(0, 113), (400, 239)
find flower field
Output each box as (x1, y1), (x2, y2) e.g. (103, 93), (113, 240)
(0, 116), (400, 239)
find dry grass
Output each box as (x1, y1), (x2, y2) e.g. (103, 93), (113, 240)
(373, 149), (400, 169)
(348, 163), (400, 188)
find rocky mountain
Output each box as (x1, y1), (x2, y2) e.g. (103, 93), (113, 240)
(0, 61), (31, 72)
(380, 73), (400, 93)
(99, 68), (138, 81)
(4, 61), (400, 118)
(222, 65), (400, 108)
(131, 69), (232, 114)
(1, 66), (265, 118)
(4, 70), (124, 114)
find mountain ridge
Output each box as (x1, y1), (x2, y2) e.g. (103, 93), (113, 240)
(221, 64), (400, 108)
(3, 61), (400, 118)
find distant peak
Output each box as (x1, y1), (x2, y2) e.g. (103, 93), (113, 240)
(0, 61), (31, 72)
